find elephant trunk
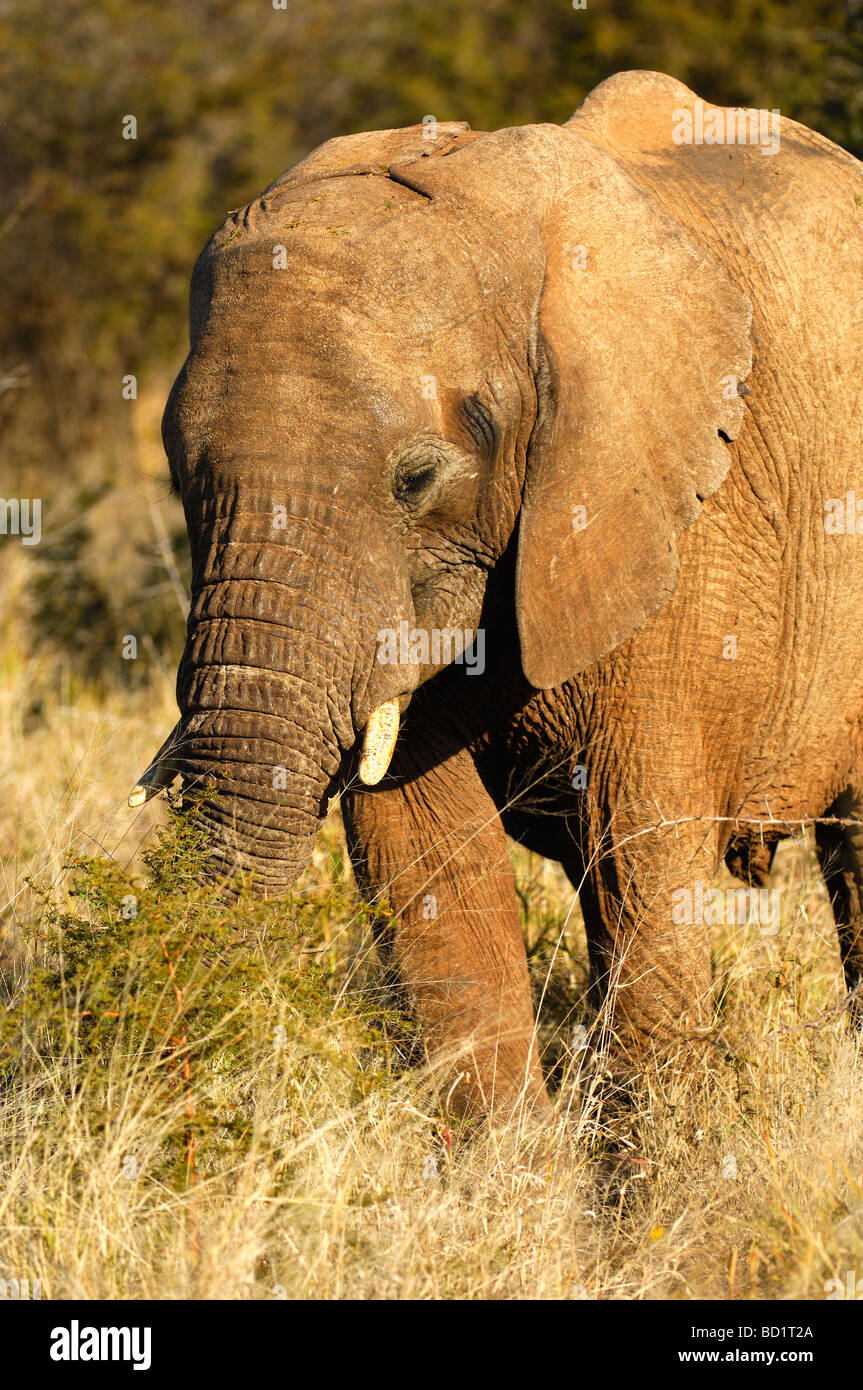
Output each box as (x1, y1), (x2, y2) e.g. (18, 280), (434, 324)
(130, 487), (416, 893)
(180, 572), (350, 889)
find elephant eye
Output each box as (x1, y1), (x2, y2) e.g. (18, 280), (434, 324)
(390, 437), (470, 511)
(393, 461), (438, 506)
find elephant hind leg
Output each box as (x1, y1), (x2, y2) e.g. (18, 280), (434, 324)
(578, 824), (719, 1061)
(815, 788), (863, 1027)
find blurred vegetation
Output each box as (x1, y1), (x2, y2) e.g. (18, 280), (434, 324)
(0, 0), (861, 686)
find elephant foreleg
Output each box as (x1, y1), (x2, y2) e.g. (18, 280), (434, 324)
(342, 737), (548, 1119)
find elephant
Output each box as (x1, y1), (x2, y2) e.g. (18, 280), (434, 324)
(131, 69), (863, 1118)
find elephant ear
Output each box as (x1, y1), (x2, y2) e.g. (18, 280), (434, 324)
(390, 120), (753, 688)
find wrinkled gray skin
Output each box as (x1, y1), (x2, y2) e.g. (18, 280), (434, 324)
(148, 71), (863, 1115)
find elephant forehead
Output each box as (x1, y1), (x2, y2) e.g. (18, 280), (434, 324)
(198, 177), (513, 333)
(210, 173), (424, 244)
(175, 302), (491, 460)
(193, 272), (495, 375)
(196, 237), (508, 375)
(178, 175), (528, 453)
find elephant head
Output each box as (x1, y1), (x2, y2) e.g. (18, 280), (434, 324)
(131, 91), (751, 893)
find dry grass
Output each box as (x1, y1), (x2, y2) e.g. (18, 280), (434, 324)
(1, 539), (862, 1303)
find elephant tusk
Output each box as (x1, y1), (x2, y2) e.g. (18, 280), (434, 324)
(128, 722), (183, 807)
(358, 700), (400, 786)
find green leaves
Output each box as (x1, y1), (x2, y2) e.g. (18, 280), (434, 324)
(1, 801), (407, 1188)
